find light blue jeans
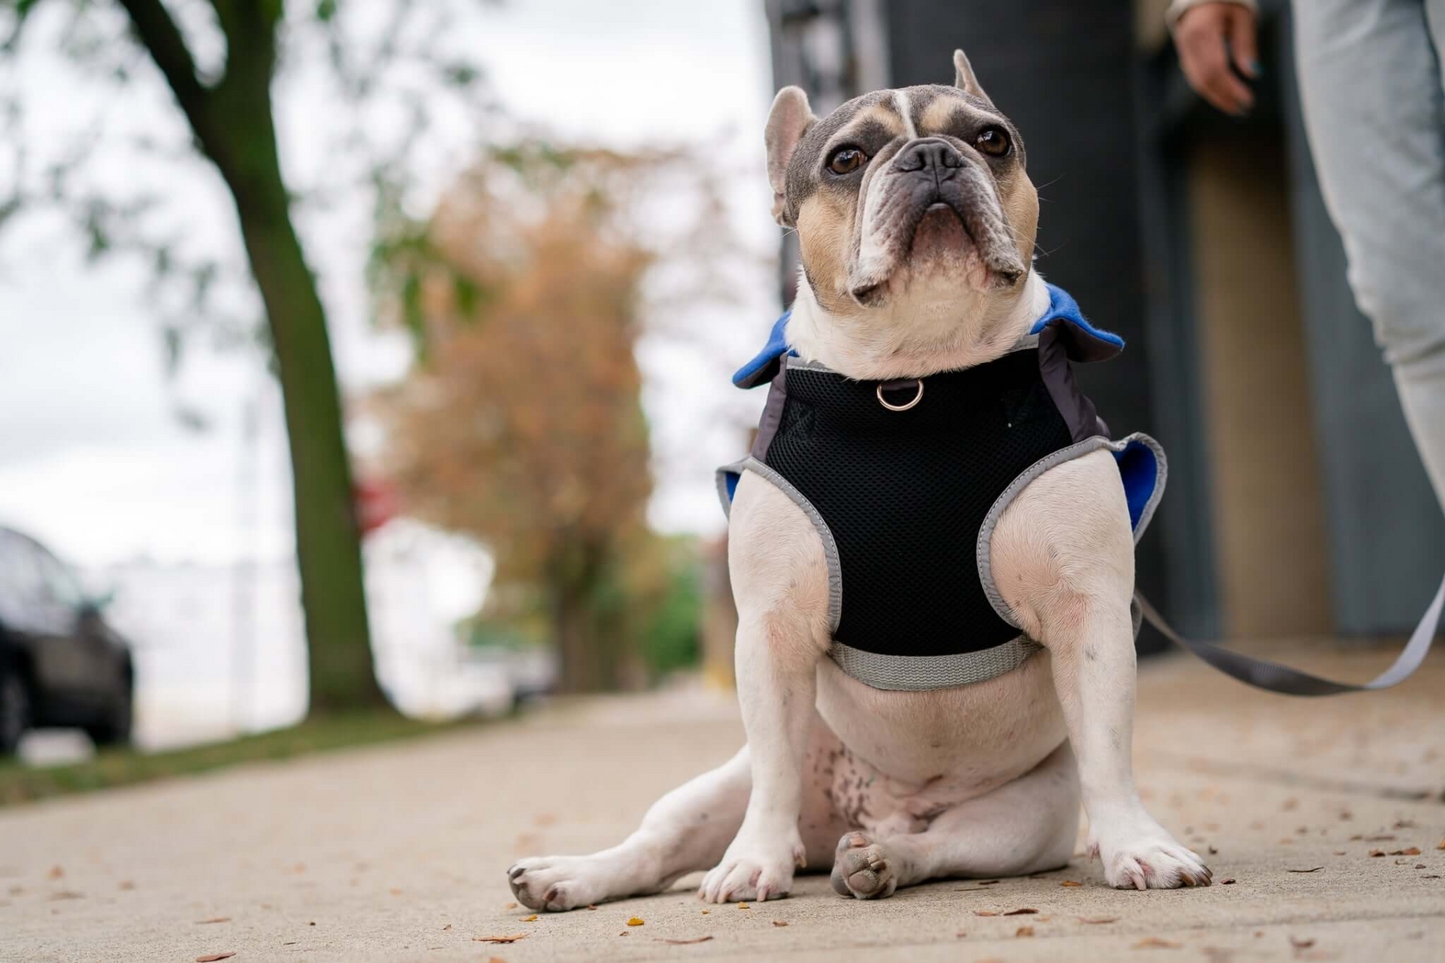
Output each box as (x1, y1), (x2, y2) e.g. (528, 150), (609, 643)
(1293, 0), (1445, 507)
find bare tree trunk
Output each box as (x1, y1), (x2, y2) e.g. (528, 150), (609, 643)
(554, 583), (600, 694)
(226, 145), (385, 714)
(117, 0), (385, 714)
(551, 543), (615, 694)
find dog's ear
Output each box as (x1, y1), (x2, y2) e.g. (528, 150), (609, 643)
(765, 86), (814, 226)
(952, 49), (994, 106)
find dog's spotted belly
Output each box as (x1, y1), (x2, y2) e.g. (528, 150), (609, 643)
(811, 647), (1068, 834)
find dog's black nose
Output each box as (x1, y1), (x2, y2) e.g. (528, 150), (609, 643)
(894, 138), (964, 174)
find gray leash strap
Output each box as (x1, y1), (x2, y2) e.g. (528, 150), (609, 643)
(1135, 571), (1445, 696)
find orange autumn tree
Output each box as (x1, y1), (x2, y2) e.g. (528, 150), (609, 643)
(374, 143), (721, 692)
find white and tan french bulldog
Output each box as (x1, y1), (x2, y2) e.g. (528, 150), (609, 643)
(507, 49), (1210, 910)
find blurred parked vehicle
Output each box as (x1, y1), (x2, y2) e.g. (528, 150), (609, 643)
(0, 526), (134, 755)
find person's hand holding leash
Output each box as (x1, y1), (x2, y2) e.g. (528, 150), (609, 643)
(1171, 0), (1260, 116)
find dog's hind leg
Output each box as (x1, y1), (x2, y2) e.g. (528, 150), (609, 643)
(829, 739), (1081, 899)
(508, 747), (751, 912)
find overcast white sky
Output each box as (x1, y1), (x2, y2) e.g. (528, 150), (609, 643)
(0, 0), (779, 569)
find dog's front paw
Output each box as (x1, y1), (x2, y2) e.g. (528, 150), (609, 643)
(1090, 817), (1211, 890)
(698, 832), (805, 903)
(830, 832), (899, 899)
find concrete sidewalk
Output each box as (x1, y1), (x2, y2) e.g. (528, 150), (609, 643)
(2, 639), (1443, 962)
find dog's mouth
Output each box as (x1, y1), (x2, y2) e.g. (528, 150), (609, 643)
(849, 176), (1025, 306)
(910, 201), (971, 257)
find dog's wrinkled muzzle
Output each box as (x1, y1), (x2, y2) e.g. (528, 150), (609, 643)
(849, 137), (1024, 303)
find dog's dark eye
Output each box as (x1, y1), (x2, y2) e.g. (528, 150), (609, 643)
(827, 147), (867, 175)
(974, 127), (1011, 158)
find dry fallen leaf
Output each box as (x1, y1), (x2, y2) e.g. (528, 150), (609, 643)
(474, 934), (527, 944)
(1080, 917), (1118, 924)
(1015, 926), (1034, 937)
(1368, 850), (1386, 858)
(504, 902), (517, 909)
(1003, 907), (1038, 915)
(587, 905), (597, 911)
(1220, 878), (1236, 885)
(1436, 836), (1444, 851)
(195, 955), (236, 962)
(737, 903), (750, 909)
(1390, 848), (1421, 856)
(974, 910), (999, 917)
(1289, 936), (1316, 949)
(1134, 937), (1181, 949)
(626, 917), (644, 926)
(442, 924), (451, 931)
(520, 914), (538, 922)
(197, 917), (231, 925)
(1416, 863), (1427, 869)
(46, 866), (63, 880)
(1287, 867), (1323, 873)
(1060, 880), (1082, 887)
(772, 920), (788, 927)
(700, 910), (709, 915)
(118, 881), (135, 891)
(660, 936), (714, 945)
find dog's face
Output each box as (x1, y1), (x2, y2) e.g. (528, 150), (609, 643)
(766, 51), (1038, 338)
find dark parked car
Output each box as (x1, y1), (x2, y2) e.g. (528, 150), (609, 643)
(0, 526), (133, 755)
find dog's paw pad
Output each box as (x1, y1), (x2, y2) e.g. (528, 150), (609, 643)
(830, 832), (899, 899)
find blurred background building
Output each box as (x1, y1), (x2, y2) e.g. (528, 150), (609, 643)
(764, 0), (1445, 646)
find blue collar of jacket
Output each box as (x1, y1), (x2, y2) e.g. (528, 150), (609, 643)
(731, 281), (1124, 389)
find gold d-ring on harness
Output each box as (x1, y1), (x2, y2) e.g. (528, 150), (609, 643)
(876, 379), (925, 411)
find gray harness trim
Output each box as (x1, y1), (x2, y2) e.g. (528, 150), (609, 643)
(830, 635), (1042, 691)
(976, 432), (1167, 629)
(717, 456), (844, 633)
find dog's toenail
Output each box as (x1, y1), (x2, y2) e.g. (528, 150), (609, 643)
(509, 866), (525, 880)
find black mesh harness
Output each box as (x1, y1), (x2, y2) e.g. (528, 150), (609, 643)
(718, 283), (1166, 691)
